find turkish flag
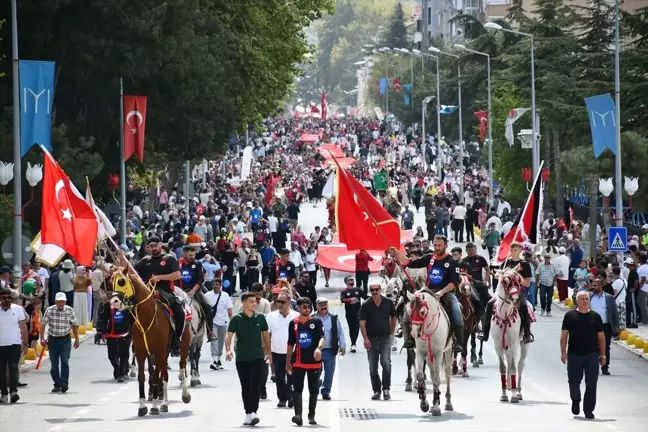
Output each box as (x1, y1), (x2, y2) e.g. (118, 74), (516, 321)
(264, 175), (281, 207)
(334, 162), (400, 250)
(41, 151), (99, 266)
(124, 95), (147, 161)
(392, 79), (402, 92)
(495, 165), (543, 264)
(321, 92), (328, 122)
(309, 104), (320, 114)
(474, 111), (488, 142)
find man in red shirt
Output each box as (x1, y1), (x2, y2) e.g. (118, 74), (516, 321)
(355, 249), (374, 296)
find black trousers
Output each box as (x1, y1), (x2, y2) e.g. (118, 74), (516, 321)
(453, 219), (465, 242)
(238, 268), (247, 292)
(272, 352), (293, 402)
(0, 344), (21, 395)
(106, 337), (130, 377)
(292, 367), (319, 418)
(356, 271), (370, 296)
(308, 271), (317, 287)
(602, 323), (612, 370)
(567, 352), (599, 414)
(236, 359), (264, 414)
(345, 309), (360, 345)
(259, 360), (269, 396)
(466, 224), (475, 242)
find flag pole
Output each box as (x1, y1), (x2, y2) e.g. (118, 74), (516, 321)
(327, 152), (418, 288)
(119, 76), (127, 245)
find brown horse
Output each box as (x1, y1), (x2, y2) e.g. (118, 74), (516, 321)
(452, 274), (475, 378)
(112, 267), (191, 417)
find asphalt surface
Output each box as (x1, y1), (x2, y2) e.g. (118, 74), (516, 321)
(3, 202), (648, 431)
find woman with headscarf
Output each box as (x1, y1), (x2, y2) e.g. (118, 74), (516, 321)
(73, 266), (91, 327)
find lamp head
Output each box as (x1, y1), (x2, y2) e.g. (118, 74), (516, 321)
(484, 22), (503, 30)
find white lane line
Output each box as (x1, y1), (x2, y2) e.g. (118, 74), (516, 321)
(329, 355), (341, 431)
(75, 408), (91, 415)
(98, 397), (111, 402)
(109, 391), (120, 396)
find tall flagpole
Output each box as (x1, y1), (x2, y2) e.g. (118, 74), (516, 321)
(11, 0), (23, 286)
(119, 77), (127, 245)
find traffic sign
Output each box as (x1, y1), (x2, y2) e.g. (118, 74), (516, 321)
(608, 226), (628, 252)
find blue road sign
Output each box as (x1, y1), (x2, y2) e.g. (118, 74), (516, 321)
(608, 226), (628, 252)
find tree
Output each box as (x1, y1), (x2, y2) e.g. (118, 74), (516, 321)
(385, 2), (408, 49)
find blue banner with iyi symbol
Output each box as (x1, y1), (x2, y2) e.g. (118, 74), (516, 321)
(584, 94), (617, 159)
(19, 60), (55, 157)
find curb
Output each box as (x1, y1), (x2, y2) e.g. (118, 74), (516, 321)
(21, 330), (97, 372)
(553, 298), (648, 361)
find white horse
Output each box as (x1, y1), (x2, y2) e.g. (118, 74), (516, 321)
(407, 289), (453, 416)
(490, 268), (529, 403)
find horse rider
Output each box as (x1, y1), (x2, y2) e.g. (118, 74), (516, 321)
(268, 248), (297, 286)
(478, 241), (534, 344)
(99, 292), (132, 382)
(390, 235), (464, 353)
(134, 236), (185, 357)
(461, 242), (491, 319)
(178, 245), (216, 342)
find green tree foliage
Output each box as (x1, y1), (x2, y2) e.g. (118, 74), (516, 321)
(385, 2), (408, 49)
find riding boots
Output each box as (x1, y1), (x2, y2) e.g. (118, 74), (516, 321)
(518, 300), (535, 343)
(292, 395), (304, 426)
(452, 326), (464, 353)
(478, 301), (494, 342)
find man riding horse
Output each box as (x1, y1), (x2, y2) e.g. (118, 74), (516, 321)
(390, 235), (464, 353)
(178, 245), (216, 342)
(478, 241), (534, 344)
(134, 236), (185, 357)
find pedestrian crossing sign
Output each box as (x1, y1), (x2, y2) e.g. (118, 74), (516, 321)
(607, 226), (627, 252)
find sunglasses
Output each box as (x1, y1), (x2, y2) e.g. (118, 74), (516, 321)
(0, 295), (12, 301)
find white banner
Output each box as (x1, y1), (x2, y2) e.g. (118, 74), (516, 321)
(241, 145), (253, 180)
(374, 107), (385, 121)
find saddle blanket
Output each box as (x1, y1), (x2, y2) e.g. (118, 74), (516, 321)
(526, 300), (537, 323)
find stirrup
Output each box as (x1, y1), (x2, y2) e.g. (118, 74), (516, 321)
(523, 333), (535, 344)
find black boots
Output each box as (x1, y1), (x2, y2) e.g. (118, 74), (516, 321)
(478, 303), (493, 342)
(308, 394), (317, 425)
(292, 393), (318, 426)
(452, 326), (464, 353)
(519, 302), (535, 344)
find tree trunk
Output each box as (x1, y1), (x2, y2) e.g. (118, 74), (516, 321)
(588, 174), (599, 258)
(553, 130), (565, 223)
(543, 126), (552, 215)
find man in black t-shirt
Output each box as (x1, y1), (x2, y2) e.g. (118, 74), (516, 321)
(560, 291), (606, 419)
(340, 275), (366, 352)
(478, 242), (534, 344)
(462, 243), (491, 319)
(134, 236), (184, 356)
(390, 235), (464, 353)
(287, 297), (324, 426)
(268, 249), (296, 285)
(179, 246), (216, 342)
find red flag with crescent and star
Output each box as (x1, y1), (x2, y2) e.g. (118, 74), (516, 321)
(333, 161), (400, 250)
(474, 111), (488, 142)
(123, 95), (147, 162)
(41, 151), (99, 266)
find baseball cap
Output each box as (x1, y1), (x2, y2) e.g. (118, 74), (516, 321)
(55, 292), (67, 302)
(558, 246), (566, 253)
(624, 258), (635, 265)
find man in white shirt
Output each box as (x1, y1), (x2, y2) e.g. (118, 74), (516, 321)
(0, 287), (28, 403)
(205, 279), (233, 370)
(267, 292), (299, 408)
(452, 203), (467, 243)
(289, 242), (304, 275)
(554, 247), (571, 302)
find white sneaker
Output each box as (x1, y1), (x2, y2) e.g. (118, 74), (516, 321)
(243, 414), (252, 425)
(546, 312), (552, 317)
(0, 394), (8, 403)
(250, 412), (260, 426)
(541, 310), (545, 317)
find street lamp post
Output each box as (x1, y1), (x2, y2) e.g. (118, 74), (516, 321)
(613, 0), (623, 227)
(455, 44), (493, 205)
(422, 96), (435, 170)
(484, 22), (538, 179)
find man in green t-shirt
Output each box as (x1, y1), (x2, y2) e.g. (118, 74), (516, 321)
(226, 292), (271, 427)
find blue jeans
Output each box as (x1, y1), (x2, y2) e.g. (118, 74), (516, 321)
(567, 352), (599, 414)
(445, 293), (463, 327)
(539, 284), (553, 312)
(527, 283), (536, 307)
(49, 336), (72, 386)
(319, 348), (336, 396)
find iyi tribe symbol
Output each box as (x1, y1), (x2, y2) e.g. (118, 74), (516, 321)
(126, 110), (143, 135)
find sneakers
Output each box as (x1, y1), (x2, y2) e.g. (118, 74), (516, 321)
(292, 415), (303, 426)
(259, 391), (267, 400)
(0, 394), (7, 403)
(602, 369), (610, 375)
(249, 412), (260, 426)
(243, 414), (252, 425)
(546, 311), (552, 317)
(210, 360), (223, 370)
(382, 390), (391, 400)
(322, 394), (331, 400)
(540, 310), (545, 317)
(571, 401), (580, 415)
(9, 391), (19, 404)
(51, 385), (61, 393)
(350, 345), (356, 353)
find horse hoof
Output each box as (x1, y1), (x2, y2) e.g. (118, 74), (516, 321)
(511, 396), (520, 404)
(472, 362), (479, 368)
(190, 380), (197, 388)
(147, 396), (153, 402)
(182, 394), (191, 404)
(420, 400), (429, 412)
(130, 371), (136, 378)
(160, 404), (168, 413)
(462, 371), (469, 378)
(478, 358), (484, 365)
(431, 407), (442, 416)
(500, 395), (508, 402)
(445, 403), (453, 411)
(138, 407), (148, 417)
(150, 407), (160, 415)
(405, 383), (412, 392)
(452, 369), (458, 376)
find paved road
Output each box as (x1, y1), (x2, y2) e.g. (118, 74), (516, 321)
(3, 202), (648, 431)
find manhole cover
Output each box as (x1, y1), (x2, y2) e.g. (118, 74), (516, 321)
(338, 408), (378, 420)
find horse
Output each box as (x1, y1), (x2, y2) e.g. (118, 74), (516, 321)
(176, 290), (205, 387)
(490, 267), (529, 404)
(451, 274), (476, 378)
(112, 267), (192, 417)
(407, 289), (453, 416)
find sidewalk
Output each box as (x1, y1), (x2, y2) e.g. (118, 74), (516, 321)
(21, 324), (97, 372)
(552, 288), (648, 361)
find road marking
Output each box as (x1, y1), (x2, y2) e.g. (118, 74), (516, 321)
(76, 408), (91, 415)
(98, 397), (111, 402)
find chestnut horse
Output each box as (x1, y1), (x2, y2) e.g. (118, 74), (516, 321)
(112, 267), (192, 417)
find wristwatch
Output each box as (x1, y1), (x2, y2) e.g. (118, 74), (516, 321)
(600, 355), (606, 359)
